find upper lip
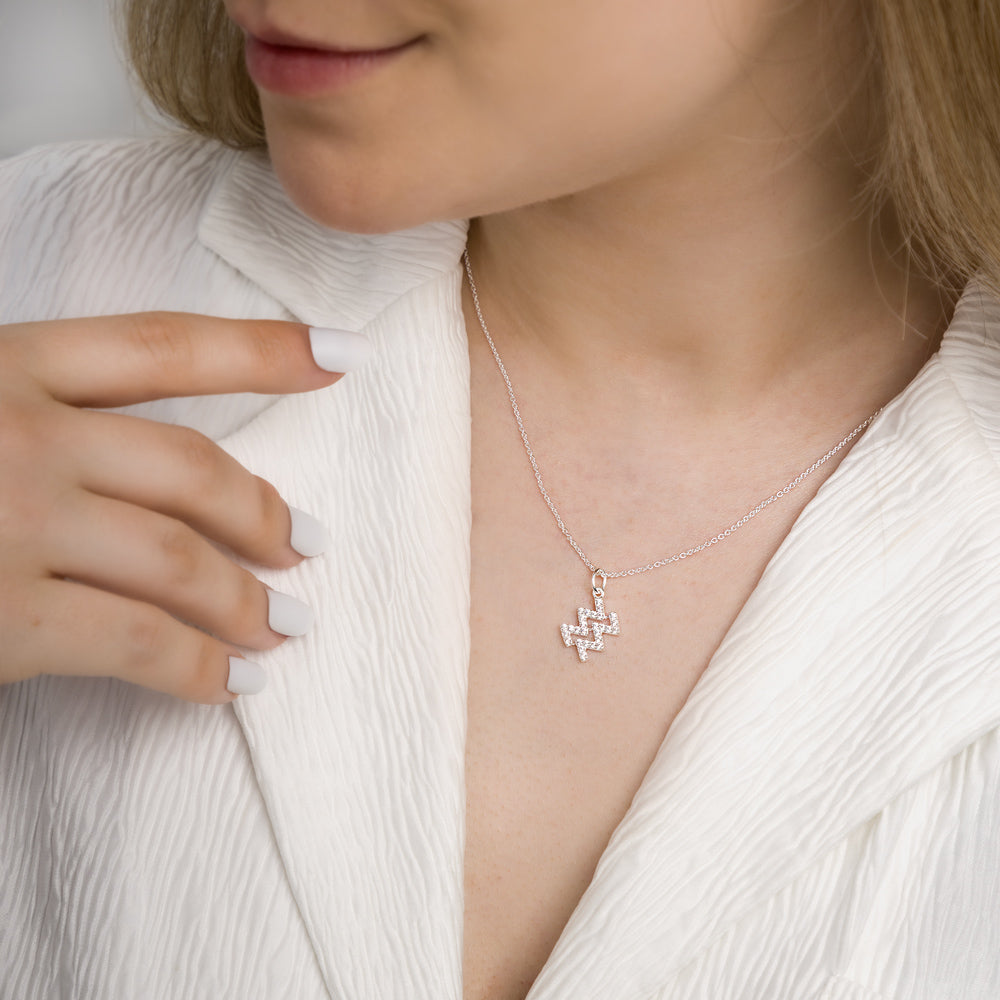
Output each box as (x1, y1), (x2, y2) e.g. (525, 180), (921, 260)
(243, 23), (418, 53)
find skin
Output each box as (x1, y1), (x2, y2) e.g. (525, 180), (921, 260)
(0, 314), (341, 702)
(2, 0), (956, 997)
(224, 3), (952, 999)
(228, 0), (947, 443)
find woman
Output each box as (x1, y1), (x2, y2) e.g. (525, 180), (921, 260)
(1, 0), (998, 997)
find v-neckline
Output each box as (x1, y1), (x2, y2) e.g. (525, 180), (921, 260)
(198, 149), (1000, 999)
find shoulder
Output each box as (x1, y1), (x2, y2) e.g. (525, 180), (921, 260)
(0, 136), (288, 436)
(0, 135), (248, 326)
(0, 133), (237, 230)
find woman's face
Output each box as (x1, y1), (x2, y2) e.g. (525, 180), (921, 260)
(223, 0), (854, 233)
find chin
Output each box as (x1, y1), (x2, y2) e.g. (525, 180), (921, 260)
(269, 164), (411, 235)
(265, 131), (453, 236)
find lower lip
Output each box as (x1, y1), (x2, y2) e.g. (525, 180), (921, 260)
(245, 36), (419, 97)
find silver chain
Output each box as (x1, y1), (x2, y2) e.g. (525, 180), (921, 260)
(463, 248), (881, 581)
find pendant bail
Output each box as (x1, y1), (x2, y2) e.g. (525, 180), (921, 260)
(591, 568), (608, 596)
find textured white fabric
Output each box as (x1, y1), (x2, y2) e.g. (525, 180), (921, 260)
(1, 137), (999, 1000)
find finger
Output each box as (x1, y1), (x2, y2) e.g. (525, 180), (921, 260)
(43, 492), (314, 650)
(6, 312), (372, 407)
(8, 579), (264, 704)
(67, 407), (311, 568)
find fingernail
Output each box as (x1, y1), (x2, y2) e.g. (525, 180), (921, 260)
(308, 327), (373, 372)
(227, 656), (267, 696)
(267, 588), (314, 637)
(288, 506), (330, 558)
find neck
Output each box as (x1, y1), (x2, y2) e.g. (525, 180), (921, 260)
(463, 14), (950, 420)
(467, 146), (943, 404)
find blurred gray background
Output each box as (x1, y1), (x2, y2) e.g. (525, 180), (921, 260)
(1, 0), (161, 158)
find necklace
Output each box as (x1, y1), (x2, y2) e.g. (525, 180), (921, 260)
(462, 249), (881, 663)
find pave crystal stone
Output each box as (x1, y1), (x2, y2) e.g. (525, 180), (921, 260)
(560, 591), (621, 662)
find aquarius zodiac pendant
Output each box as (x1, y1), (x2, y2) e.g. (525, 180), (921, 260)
(560, 570), (620, 662)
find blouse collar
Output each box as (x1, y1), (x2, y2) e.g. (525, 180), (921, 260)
(198, 150), (1000, 1000)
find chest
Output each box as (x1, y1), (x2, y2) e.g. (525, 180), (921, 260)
(461, 396), (829, 1000)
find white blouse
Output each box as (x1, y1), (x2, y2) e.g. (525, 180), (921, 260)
(1, 136), (999, 1000)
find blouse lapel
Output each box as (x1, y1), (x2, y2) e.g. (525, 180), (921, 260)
(199, 154), (472, 1000)
(199, 154), (1000, 1000)
(529, 286), (1000, 999)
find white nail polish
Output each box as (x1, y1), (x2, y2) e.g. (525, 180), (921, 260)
(309, 327), (373, 373)
(227, 656), (267, 696)
(288, 506), (330, 558)
(267, 589), (315, 637)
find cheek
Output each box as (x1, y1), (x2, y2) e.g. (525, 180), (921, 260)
(490, 0), (780, 155)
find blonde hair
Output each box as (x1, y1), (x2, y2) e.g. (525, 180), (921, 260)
(122, 0), (1000, 292)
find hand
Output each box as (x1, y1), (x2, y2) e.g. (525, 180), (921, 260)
(0, 312), (371, 703)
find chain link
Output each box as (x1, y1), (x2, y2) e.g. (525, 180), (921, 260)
(463, 249), (881, 581)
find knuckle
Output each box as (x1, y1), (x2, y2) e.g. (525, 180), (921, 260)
(0, 407), (68, 547)
(175, 427), (224, 486)
(122, 607), (169, 671)
(129, 312), (193, 372)
(157, 521), (203, 590)
(0, 395), (46, 462)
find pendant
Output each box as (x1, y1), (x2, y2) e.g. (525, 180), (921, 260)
(560, 570), (620, 662)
